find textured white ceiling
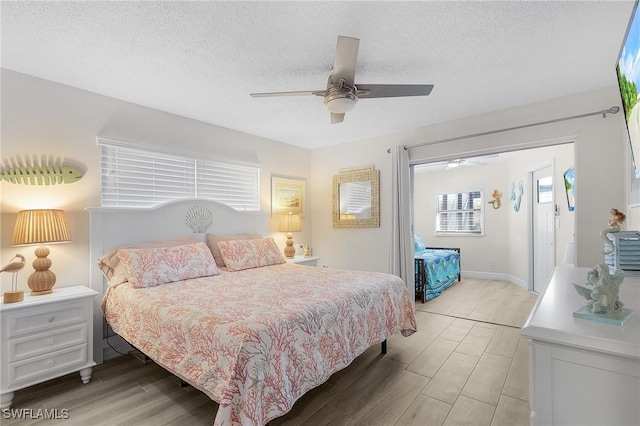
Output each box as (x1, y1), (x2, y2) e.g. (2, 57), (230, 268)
(1, 1), (635, 149)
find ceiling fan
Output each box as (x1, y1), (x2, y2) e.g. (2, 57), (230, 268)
(445, 159), (485, 171)
(250, 36), (434, 124)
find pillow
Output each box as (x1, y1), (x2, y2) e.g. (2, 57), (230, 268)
(414, 234), (427, 252)
(217, 238), (285, 271)
(117, 242), (219, 288)
(98, 236), (198, 287)
(206, 233), (261, 267)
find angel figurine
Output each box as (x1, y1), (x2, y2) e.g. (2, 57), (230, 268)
(573, 263), (625, 316)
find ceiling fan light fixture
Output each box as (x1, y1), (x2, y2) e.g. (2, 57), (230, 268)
(325, 97), (356, 113)
(324, 85), (357, 113)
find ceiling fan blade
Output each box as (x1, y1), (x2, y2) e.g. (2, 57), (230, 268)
(463, 160), (487, 166)
(331, 36), (359, 87)
(250, 90), (325, 98)
(331, 112), (345, 124)
(356, 84), (434, 98)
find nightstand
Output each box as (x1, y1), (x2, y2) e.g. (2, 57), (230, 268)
(0, 286), (99, 410)
(286, 256), (320, 267)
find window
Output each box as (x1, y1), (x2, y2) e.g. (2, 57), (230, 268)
(100, 141), (260, 210)
(436, 190), (483, 234)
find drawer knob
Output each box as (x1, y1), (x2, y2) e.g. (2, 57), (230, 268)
(47, 360), (55, 367)
(47, 316), (55, 323)
(47, 338), (55, 345)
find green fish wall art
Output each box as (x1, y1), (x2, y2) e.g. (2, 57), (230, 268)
(1, 163), (84, 185)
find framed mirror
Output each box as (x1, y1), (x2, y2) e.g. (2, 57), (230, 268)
(332, 167), (380, 228)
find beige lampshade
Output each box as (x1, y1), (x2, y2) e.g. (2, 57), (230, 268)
(278, 213), (301, 258)
(278, 213), (302, 233)
(11, 209), (71, 296)
(12, 209), (71, 245)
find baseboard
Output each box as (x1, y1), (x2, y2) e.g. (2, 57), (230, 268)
(507, 274), (529, 291)
(461, 270), (530, 291)
(461, 270), (509, 281)
(103, 335), (134, 361)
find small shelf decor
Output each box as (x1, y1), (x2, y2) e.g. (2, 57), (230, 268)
(0, 254), (26, 303)
(573, 263), (634, 326)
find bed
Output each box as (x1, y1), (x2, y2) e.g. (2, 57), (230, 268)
(413, 235), (461, 303)
(88, 200), (416, 426)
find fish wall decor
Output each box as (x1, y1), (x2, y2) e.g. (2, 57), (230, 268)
(1, 164), (83, 185)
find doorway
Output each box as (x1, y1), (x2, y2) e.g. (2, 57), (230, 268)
(411, 143), (573, 294)
(531, 164), (556, 293)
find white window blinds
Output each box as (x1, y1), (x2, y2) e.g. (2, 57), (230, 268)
(436, 190), (483, 234)
(100, 143), (260, 210)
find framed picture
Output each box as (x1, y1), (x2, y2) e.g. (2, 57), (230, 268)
(271, 175), (306, 215)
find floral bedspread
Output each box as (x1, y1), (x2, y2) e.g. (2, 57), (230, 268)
(103, 263), (416, 426)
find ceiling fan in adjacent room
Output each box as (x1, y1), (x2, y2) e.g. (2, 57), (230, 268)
(250, 36), (434, 124)
(444, 158), (489, 171)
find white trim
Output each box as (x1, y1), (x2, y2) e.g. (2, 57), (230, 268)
(408, 136), (576, 166)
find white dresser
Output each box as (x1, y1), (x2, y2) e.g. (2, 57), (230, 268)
(0, 286), (99, 409)
(521, 266), (640, 426)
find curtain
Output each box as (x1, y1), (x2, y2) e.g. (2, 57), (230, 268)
(388, 145), (415, 308)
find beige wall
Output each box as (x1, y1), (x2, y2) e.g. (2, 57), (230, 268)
(504, 144), (575, 284)
(1, 70), (312, 291)
(412, 144), (574, 287)
(413, 159), (509, 276)
(1, 69), (631, 292)
(311, 86), (626, 275)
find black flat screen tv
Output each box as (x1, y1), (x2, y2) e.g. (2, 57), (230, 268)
(617, 1), (640, 178)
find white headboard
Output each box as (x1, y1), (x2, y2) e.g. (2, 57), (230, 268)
(86, 199), (268, 363)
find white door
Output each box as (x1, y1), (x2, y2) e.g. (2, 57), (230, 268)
(532, 166), (555, 293)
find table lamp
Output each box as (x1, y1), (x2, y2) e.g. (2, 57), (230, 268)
(278, 212), (301, 258)
(12, 209), (71, 295)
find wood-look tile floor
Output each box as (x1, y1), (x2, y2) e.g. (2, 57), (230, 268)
(5, 279), (537, 426)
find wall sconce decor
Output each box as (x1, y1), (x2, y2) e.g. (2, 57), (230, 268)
(278, 212), (302, 258)
(12, 209), (71, 295)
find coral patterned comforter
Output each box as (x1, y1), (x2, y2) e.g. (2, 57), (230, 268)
(103, 263), (417, 426)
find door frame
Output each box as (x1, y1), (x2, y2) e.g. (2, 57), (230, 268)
(527, 159), (556, 292)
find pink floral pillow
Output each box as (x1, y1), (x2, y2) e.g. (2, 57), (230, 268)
(118, 242), (219, 288)
(217, 238), (285, 271)
(98, 235), (198, 287)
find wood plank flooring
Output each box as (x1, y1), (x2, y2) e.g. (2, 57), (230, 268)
(4, 279), (537, 426)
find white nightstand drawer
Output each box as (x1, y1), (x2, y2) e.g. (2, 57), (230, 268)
(8, 303), (86, 337)
(1, 286), (98, 410)
(9, 325), (87, 362)
(9, 345), (87, 387)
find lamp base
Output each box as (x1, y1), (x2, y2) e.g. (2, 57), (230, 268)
(3, 290), (24, 304)
(284, 232), (296, 258)
(28, 246), (56, 296)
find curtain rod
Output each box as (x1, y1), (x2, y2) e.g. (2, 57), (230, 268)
(387, 106), (620, 153)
